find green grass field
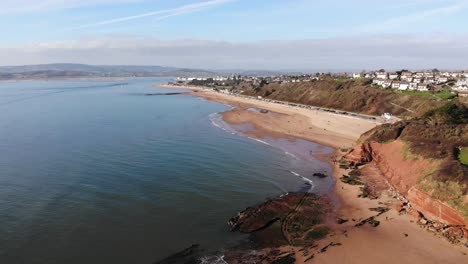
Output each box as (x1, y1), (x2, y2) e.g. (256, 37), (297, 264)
(459, 148), (468, 166)
(399, 90), (456, 100)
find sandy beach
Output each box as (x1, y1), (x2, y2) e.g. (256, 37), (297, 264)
(157, 84), (468, 263)
(159, 84), (380, 149)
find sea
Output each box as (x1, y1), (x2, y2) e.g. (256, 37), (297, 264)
(0, 78), (333, 263)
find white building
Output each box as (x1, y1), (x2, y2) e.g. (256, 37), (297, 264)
(456, 79), (468, 86)
(415, 72), (424, 78)
(376, 72), (388, 79)
(389, 73), (399, 80)
(417, 84), (429, 91)
(409, 82), (418, 90)
(400, 74), (413, 82)
(373, 79), (385, 86)
(352, 73), (362, 78)
(453, 85), (468, 91)
(436, 77), (448, 84)
(392, 82), (401, 89)
(382, 80), (392, 88)
(214, 76), (228, 81)
(399, 82), (410, 90)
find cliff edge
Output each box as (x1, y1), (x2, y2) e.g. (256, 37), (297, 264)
(346, 102), (467, 228)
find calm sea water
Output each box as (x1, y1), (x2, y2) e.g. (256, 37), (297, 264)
(0, 78), (333, 263)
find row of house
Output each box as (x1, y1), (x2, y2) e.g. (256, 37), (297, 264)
(372, 79), (429, 91)
(354, 71), (468, 81)
(453, 79), (468, 91)
(176, 76), (229, 82)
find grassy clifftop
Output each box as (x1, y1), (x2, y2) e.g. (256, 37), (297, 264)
(242, 80), (449, 118)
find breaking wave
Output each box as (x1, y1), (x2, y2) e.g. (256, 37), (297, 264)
(247, 137), (272, 146)
(288, 170), (315, 192)
(199, 255), (228, 264)
(209, 112), (238, 135)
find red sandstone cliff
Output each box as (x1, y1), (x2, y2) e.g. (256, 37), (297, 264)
(346, 140), (467, 227)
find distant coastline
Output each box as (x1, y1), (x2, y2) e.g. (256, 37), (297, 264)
(0, 76), (166, 83)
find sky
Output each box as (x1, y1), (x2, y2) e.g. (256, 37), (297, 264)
(0, 0), (467, 70)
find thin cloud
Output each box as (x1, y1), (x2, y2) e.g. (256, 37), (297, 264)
(358, 0), (468, 33)
(74, 0), (234, 30)
(0, 0), (145, 14)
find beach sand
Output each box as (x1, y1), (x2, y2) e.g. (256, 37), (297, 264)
(160, 84), (380, 149)
(157, 84), (468, 263)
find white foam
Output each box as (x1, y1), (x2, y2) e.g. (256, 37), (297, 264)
(289, 170), (315, 192)
(247, 137), (272, 146)
(209, 112), (238, 135)
(199, 255), (228, 264)
(284, 151), (298, 159)
(288, 170), (300, 176)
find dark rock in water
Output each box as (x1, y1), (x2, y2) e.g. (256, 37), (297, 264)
(228, 193), (308, 233)
(225, 193), (333, 263)
(313, 172), (328, 178)
(228, 193), (331, 245)
(154, 193), (333, 264)
(154, 244), (202, 264)
(260, 109), (269, 114)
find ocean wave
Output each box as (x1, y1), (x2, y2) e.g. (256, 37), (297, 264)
(209, 112), (316, 193)
(209, 114), (273, 147)
(247, 137), (272, 146)
(288, 170), (300, 177)
(209, 112), (238, 135)
(199, 255), (228, 264)
(288, 170), (315, 192)
(284, 151), (298, 159)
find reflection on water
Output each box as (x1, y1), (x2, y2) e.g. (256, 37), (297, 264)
(0, 78), (333, 263)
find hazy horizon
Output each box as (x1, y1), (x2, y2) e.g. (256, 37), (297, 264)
(0, 62), (466, 74)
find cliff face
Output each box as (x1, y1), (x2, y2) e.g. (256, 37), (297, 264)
(347, 140), (466, 226)
(407, 188), (466, 226)
(345, 102), (467, 226)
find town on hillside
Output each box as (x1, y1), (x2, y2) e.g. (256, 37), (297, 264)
(173, 69), (468, 98)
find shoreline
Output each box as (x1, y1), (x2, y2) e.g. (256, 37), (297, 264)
(158, 84), (381, 149)
(155, 83), (468, 263)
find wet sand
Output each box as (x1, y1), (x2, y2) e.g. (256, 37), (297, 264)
(157, 84), (468, 263)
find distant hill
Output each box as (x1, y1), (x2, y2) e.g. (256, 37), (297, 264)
(0, 63), (216, 80)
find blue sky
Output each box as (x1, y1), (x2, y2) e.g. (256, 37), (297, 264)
(1, 0), (468, 70)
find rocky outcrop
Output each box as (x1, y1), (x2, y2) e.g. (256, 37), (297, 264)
(228, 193), (332, 246)
(225, 192), (333, 263)
(344, 143), (373, 166)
